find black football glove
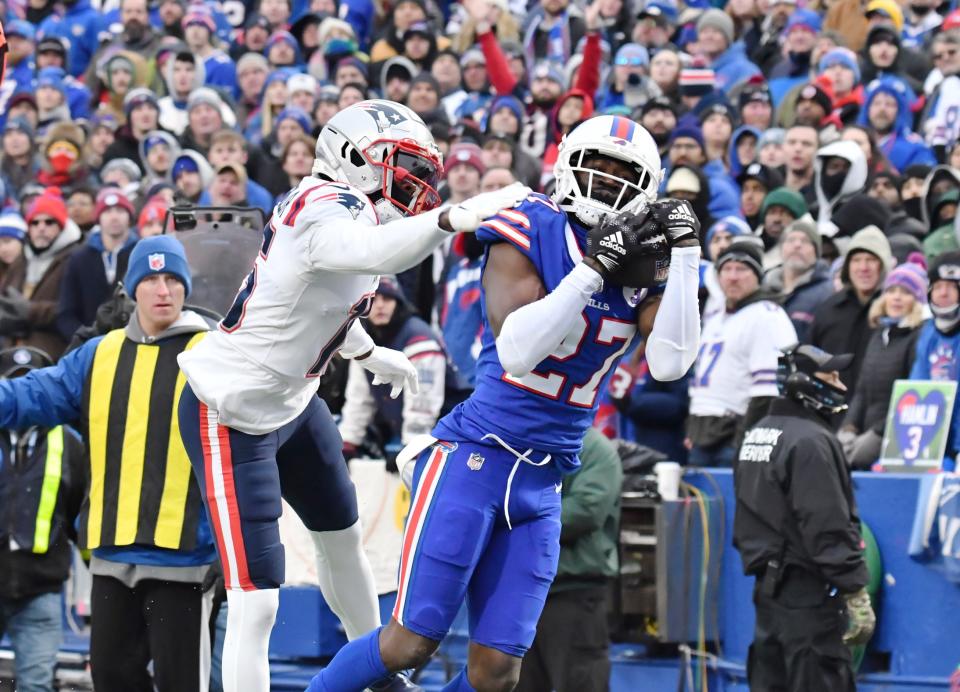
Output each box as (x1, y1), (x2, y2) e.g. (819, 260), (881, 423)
(648, 199), (701, 247)
(586, 209), (650, 282)
(587, 210), (671, 288)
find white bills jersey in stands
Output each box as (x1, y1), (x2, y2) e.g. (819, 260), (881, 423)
(689, 299), (798, 418)
(178, 177), (380, 434)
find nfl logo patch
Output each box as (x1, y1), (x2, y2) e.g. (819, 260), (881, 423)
(148, 253), (166, 271)
(467, 453), (485, 471)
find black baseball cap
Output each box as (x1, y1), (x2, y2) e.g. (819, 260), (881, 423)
(736, 162), (784, 190)
(640, 95), (676, 117)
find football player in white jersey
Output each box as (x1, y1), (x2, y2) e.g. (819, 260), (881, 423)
(176, 100), (530, 692)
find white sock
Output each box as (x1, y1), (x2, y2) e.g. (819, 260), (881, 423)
(221, 588), (279, 692)
(310, 521), (380, 640)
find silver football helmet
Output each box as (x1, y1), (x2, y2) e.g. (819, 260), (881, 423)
(313, 99), (443, 223)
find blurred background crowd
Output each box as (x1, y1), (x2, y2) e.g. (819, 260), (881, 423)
(1, 0), (960, 470)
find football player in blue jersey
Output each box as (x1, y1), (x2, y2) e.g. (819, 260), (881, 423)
(308, 115), (703, 692)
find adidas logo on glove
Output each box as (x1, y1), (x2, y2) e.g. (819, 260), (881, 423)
(600, 231), (627, 256)
(668, 207), (696, 224)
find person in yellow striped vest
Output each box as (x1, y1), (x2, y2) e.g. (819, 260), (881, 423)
(0, 345), (85, 692)
(0, 235), (216, 692)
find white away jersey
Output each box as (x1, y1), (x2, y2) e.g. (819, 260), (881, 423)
(178, 178), (380, 434)
(689, 299), (797, 417)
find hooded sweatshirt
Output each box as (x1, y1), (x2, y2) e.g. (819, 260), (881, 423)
(814, 139), (869, 236)
(138, 131), (183, 189)
(728, 125), (762, 180)
(175, 150), (216, 202)
(158, 52), (207, 136)
(857, 76), (936, 173)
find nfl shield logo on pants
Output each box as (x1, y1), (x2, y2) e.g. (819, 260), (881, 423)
(148, 253), (166, 271)
(467, 453), (485, 471)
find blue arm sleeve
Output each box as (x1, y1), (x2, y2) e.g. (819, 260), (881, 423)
(0, 338), (100, 429)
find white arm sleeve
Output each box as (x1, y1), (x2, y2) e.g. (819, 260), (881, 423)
(339, 320), (376, 359)
(306, 208), (449, 275)
(339, 359), (376, 446)
(645, 246), (702, 382)
(496, 262), (604, 377)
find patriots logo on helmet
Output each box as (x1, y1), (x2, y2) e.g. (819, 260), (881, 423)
(356, 103), (408, 133)
(148, 253), (166, 271)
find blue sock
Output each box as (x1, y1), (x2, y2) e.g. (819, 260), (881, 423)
(306, 626), (388, 692)
(441, 668), (477, 691)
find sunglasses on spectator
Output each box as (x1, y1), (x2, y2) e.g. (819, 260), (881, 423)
(615, 56), (646, 66)
(28, 218), (58, 228)
(935, 48), (958, 61)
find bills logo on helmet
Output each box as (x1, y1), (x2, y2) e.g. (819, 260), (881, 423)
(148, 253), (166, 271)
(356, 103), (408, 133)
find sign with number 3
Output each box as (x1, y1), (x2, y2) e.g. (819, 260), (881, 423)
(880, 380), (958, 471)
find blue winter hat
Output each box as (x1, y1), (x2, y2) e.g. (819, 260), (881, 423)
(668, 120), (705, 152)
(5, 20), (35, 41)
(858, 75), (914, 134)
(124, 235), (193, 297)
(785, 8), (822, 35)
(818, 48), (861, 85)
(261, 67), (298, 98)
(705, 215), (752, 249)
(36, 67), (66, 94)
(4, 116), (34, 139)
(275, 107), (311, 133)
(172, 154), (200, 179)
(614, 43), (649, 67)
(143, 134), (171, 155)
(486, 95), (524, 130)
(0, 212), (26, 243)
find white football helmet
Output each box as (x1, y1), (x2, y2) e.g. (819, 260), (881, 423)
(553, 115), (664, 227)
(313, 99), (444, 223)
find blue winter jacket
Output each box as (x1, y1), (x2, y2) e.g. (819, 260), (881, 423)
(910, 320), (960, 465)
(711, 42), (761, 95)
(38, 0), (104, 76)
(703, 159), (742, 220)
(858, 76), (936, 173)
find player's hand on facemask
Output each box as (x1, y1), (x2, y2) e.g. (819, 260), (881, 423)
(842, 587), (876, 646)
(648, 199), (701, 247)
(443, 182), (532, 233)
(357, 346), (420, 398)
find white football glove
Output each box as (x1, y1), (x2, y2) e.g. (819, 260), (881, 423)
(358, 346), (419, 399)
(446, 182), (532, 233)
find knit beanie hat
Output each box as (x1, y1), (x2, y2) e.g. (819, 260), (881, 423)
(275, 107), (311, 133)
(0, 212), (26, 242)
(26, 187), (68, 228)
(782, 219), (822, 258)
(705, 216), (751, 247)
(124, 235), (193, 297)
(818, 48), (861, 86)
(679, 61), (715, 97)
(797, 80), (833, 114)
(138, 198), (168, 230)
(761, 187), (808, 220)
(124, 87), (160, 120)
(668, 122), (706, 152)
(696, 9), (734, 46)
(841, 225), (893, 283)
(94, 188), (136, 222)
(831, 193), (891, 237)
(883, 261), (928, 304)
(716, 238), (765, 280)
(447, 143), (485, 175)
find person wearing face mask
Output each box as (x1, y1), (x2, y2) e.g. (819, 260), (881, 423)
(899, 164), (932, 222)
(37, 122), (89, 192)
(813, 139), (869, 239)
(910, 252), (960, 471)
(0, 188), (82, 359)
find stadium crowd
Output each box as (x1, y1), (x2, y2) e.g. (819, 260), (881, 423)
(1, 0), (959, 464)
(2, 0), (960, 686)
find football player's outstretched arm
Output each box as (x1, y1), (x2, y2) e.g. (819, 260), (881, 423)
(307, 184), (531, 275)
(488, 243), (603, 378)
(641, 199), (702, 382)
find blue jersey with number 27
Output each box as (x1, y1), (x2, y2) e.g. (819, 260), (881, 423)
(433, 194), (652, 471)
